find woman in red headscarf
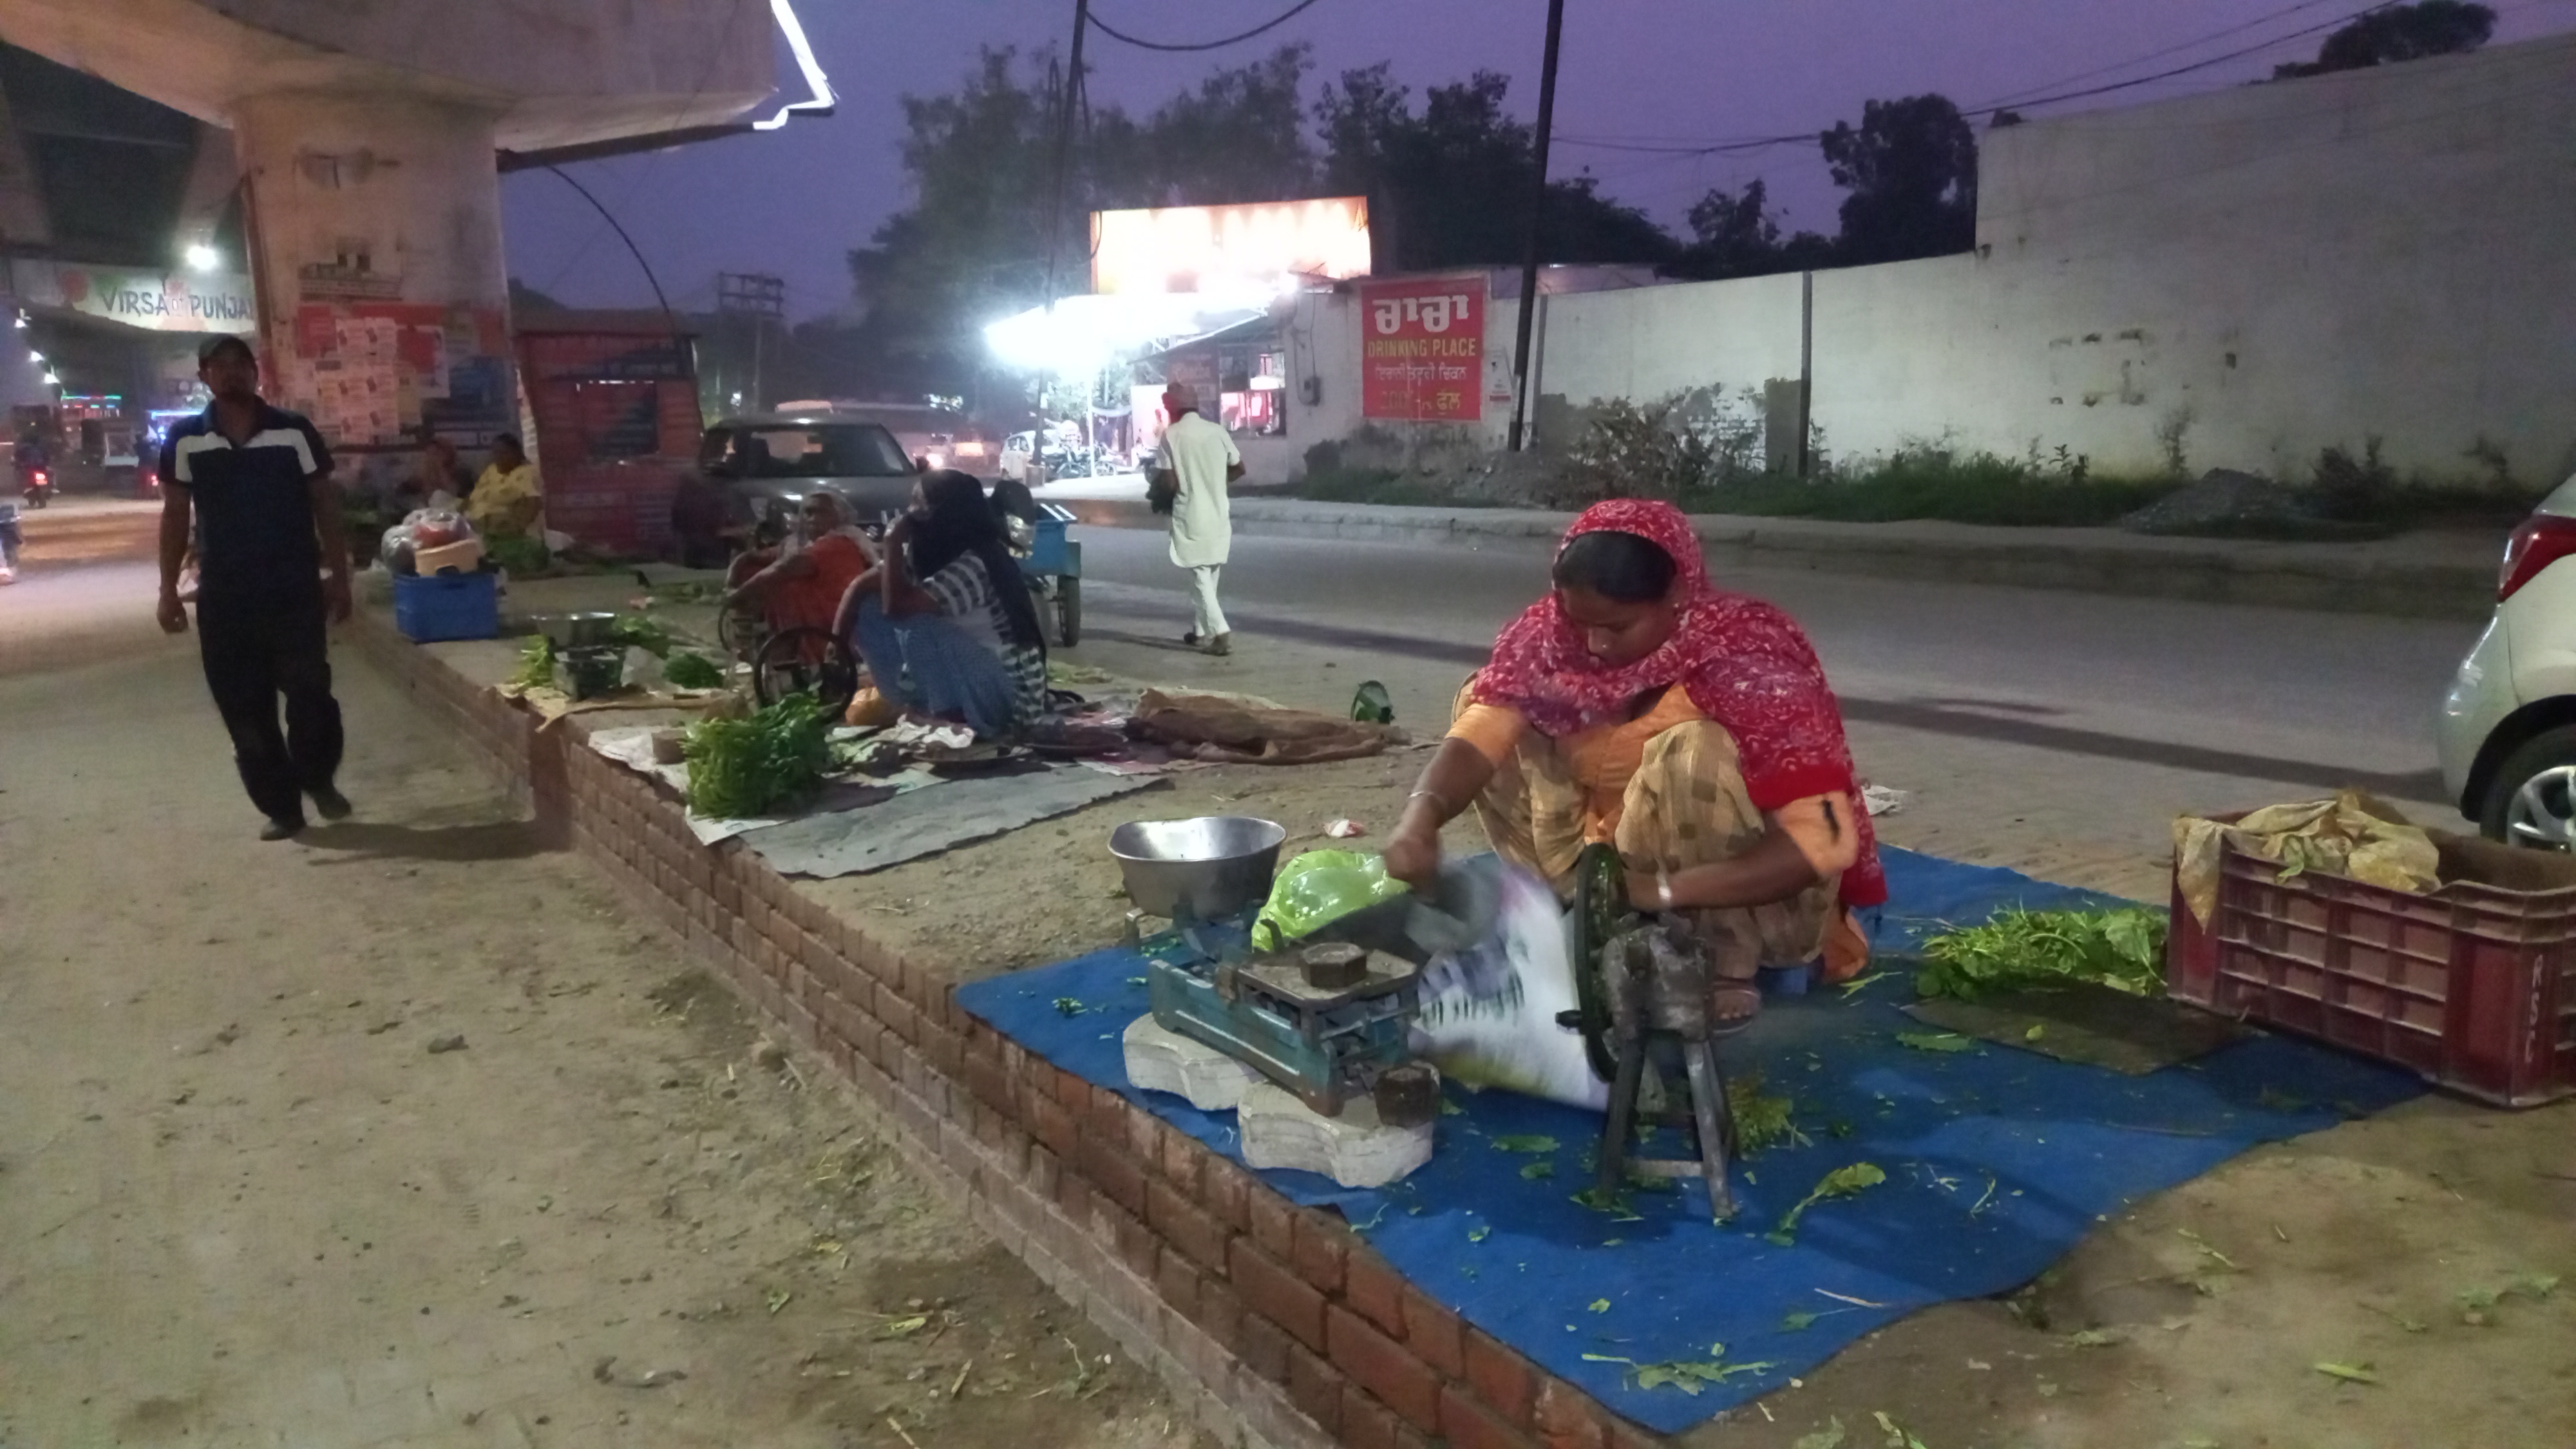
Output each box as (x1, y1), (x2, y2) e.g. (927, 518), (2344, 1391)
(1382, 498), (1883, 1023)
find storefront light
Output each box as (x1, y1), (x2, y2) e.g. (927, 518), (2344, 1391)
(184, 242), (221, 272)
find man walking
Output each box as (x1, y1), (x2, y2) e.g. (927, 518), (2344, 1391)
(156, 333), (354, 840)
(1148, 382), (1244, 655)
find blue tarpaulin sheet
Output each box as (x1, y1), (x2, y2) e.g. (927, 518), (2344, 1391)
(952, 847), (2420, 1434)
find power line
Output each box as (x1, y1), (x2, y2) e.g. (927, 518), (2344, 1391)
(1084, 0), (1326, 53)
(1980, 0), (2346, 106)
(1554, 0), (2398, 160)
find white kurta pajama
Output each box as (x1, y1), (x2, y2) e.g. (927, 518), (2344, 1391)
(1153, 411), (1241, 638)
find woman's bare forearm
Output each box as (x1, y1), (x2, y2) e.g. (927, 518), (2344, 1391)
(1396, 737), (1496, 839)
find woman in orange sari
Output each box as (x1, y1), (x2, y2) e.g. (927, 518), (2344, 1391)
(1383, 500), (1883, 1025)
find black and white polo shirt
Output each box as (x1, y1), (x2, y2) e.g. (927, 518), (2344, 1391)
(159, 403), (334, 596)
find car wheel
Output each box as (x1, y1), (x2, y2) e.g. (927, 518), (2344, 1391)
(2479, 724), (2576, 849)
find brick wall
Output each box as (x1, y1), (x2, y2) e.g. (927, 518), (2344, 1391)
(352, 616), (1661, 1449)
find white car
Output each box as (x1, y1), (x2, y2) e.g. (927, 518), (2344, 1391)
(2438, 473), (2576, 847)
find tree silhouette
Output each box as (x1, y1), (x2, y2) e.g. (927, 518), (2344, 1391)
(1819, 95), (1978, 266)
(2274, 1), (2496, 78)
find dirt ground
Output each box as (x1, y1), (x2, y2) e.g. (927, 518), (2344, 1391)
(0, 611), (1209, 1449)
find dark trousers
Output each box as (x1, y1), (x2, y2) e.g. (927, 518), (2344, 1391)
(196, 586), (343, 822)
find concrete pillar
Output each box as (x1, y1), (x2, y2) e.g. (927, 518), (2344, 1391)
(229, 91), (518, 460)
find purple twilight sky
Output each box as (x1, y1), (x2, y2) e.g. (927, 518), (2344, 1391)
(498, 0), (2576, 321)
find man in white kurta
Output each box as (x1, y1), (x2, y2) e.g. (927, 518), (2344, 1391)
(1150, 383), (1244, 655)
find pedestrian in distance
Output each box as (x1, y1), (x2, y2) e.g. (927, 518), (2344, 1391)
(1146, 382), (1244, 656)
(155, 332), (355, 840)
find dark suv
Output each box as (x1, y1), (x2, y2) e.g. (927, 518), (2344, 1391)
(698, 412), (920, 544)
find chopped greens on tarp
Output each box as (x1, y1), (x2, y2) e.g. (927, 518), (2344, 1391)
(1913, 907), (2168, 1001)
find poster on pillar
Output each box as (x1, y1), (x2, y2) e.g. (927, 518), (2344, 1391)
(1358, 275), (1484, 423)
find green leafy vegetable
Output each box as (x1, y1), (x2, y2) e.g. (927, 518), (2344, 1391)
(1792, 1419), (1848, 1449)
(1873, 1412), (1930, 1449)
(1589, 1298), (1611, 1313)
(662, 650), (725, 690)
(1520, 1160), (1555, 1180)
(1490, 1135), (1559, 1153)
(1767, 1163), (1887, 1244)
(1052, 997), (1086, 1017)
(1781, 1311), (1820, 1332)
(1466, 1224), (1491, 1243)
(607, 610), (674, 658)
(507, 636), (556, 691)
(1895, 1031), (1979, 1054)
(682, 693), (831, 818)
(1730, 1073), (1806, 1155)
(2312, 1361), (2378, 1385)
(1913, 906), (2170, 1003)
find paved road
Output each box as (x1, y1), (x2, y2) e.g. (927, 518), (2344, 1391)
(1059, 526), (2486, 899)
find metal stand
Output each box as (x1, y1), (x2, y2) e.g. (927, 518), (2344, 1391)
(1591, 924), (1739, 1224)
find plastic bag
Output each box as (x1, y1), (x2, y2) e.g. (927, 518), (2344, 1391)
(1249, 849), (1407, 953)
(1410, 861), (1606, 1110)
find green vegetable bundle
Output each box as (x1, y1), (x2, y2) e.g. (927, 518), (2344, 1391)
(508, 636), (556, 691)
(683, 693), (830, 818)
(663, 651), (725, 690)
(1914, 907), (2168, 1002)
(608, 611), (674, 658)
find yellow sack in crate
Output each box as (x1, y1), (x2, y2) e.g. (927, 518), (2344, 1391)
(2173, 790), (2441, 926)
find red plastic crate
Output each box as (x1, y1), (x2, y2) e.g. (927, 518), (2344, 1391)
(2168, 823), (2576, 1106)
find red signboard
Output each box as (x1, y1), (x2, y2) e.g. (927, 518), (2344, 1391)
(1358, 276), (1484, 422)
(515, 327), (703, 557)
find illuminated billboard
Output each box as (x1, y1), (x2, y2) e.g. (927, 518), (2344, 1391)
(1090, 198), (1372, 298)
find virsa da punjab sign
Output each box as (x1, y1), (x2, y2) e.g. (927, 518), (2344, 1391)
(1358, 276), (1483, 422)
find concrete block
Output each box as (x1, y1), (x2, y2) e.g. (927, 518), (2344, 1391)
(1239, 1085), (1432, 1189)
(1124, 1016), (1263, 1112)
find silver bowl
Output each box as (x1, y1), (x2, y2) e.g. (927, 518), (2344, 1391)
(532, 611), (620, 650)
(1110, 816), (1287, 921)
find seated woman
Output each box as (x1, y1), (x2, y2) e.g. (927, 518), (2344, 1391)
(464, 432), (543, 541)
(723, 490), (874, 638)
(1382, 499), (1884, 1025)
(831, 469), (1048, 739)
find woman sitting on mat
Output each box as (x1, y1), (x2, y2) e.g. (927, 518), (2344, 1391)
(1381, 498), (1885, 1025)
(833, 469), (1048, 739)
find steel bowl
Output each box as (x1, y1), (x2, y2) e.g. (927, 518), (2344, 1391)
(532, 611), (620, 650)
(1109, 816), (1287, 921)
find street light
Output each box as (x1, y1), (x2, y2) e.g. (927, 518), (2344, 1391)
(184, 242), (221, 272)
(26, 350), (41, 364)
(41, 370), (59, 386)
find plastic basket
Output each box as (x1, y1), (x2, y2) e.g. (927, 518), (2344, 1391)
(1021, 515), (1072, 576)
(2166, 820), (2576, 1106)
(392, 569), (500, 643)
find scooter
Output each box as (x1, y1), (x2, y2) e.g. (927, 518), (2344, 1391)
(20, 466), (50, 508)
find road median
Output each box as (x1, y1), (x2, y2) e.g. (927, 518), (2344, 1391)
(1052, 494), (2501, 620)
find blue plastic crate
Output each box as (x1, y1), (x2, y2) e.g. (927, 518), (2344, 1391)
(392, 569), (499, 643)
(1019, 515), (1072, 576)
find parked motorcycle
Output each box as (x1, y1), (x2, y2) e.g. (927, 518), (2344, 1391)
(19, 466), (50, 508)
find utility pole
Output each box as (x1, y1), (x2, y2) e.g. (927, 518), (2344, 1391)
(717, 272), (786, 410)
(1506, 0), (1567, 454)
(1043, 0), (1092, 308)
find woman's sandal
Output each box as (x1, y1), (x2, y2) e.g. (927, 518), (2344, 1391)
(1708, 980), (1762, 1035)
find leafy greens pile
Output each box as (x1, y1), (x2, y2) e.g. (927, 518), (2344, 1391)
(1913, 907), (2168, 1003)
(662, 651), (725, 690)
(683, 693), (830, 818)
